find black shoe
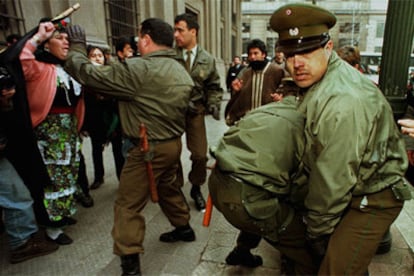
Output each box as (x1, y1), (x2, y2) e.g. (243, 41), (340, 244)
(280, 254), (295, 275)
(10, 231), (59, 264)
(159, 225), (195, 243)
(120, 254), (141, 276)
(90, 179), (104, 190)
(76, 194), (94, 208)
(225, 247), (263, 268)
(65, 217), (77, 225)
(190, 188), (206, 211)
(48, 233), (73, 245)
(376, 229), (392, 255)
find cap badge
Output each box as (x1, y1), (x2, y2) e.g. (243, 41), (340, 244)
(285, 9), (292, 16)
(289, 27), (299, 36)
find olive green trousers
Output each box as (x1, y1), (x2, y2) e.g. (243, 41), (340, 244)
(112, 138), (190, 256)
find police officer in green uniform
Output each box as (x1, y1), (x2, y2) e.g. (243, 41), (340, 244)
(64, 18), (196, 276)
(270, 3), (412, 275)
(209, 79), (318, 274)
(174, 13), (223, 211)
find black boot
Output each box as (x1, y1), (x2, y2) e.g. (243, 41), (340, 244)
(376, 229), (392, 255)
(120, 253), (141, 276)
(159, 224), (195, 242)
(190, 186), (206, 211)
(225, 246), (263, 268)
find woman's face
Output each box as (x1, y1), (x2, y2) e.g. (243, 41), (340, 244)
(88, 48), (105, 65)
(44, 32), (69, 60)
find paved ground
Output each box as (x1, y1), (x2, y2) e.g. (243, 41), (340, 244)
(1, 96), (414, 275)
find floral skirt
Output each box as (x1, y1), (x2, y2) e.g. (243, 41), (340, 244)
(35, 113), (80, 222)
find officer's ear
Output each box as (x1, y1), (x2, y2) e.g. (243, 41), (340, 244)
(324, 40), (334, 56)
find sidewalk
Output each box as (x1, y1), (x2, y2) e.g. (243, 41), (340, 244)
(0, 98), (413, 275)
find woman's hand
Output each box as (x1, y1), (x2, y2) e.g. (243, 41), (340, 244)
(398, 119), (414, 138)
(32, 22), (56, 45)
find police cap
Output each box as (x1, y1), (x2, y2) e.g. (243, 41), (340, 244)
(270, 3), (336, 56)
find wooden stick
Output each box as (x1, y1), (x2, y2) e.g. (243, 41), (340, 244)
(139, 123), (159, 203)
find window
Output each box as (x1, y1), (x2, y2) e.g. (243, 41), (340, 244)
(242, 22), (250, 33)
(0, 0), (25, 47)
(376, 22), (385, 38)
(339, 22), (360, 33)
(104, 0), (140, 53)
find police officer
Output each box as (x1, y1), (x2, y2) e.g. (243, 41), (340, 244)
(173, 13), (223, 211)
(65, 18), (196, 275)
(270, 3), (411, 275)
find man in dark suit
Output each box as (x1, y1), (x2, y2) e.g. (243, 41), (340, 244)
(226, 56), (245, 95)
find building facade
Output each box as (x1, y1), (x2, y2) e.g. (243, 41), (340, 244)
(241, 0), (389, 57)
(0, 0), (244, 80)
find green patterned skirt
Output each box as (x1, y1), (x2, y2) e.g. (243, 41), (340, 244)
(35, 113), (80, 222)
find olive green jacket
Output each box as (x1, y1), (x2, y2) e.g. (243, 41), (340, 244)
(175, 46), (223, 110)
(214, 96), (307, 203)
(402, 105), (414, 150)
(298, 51), (408, 238)
(65, 45), (194, 140)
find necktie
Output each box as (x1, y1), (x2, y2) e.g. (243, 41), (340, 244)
(185, 50), (192, 72)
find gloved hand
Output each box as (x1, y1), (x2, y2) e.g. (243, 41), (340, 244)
(187, 101), (199, 117)
(208, 104), (220, 121)
(67, 25), (86, 46)
(305, 234), (330, 267)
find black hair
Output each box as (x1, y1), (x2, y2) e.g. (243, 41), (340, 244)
(115, 37), (131, 53)
(140, 18), (174, 48)
(337, 45), (360, 67)
(6, 34), (21, 44)
(174, 13), (199, 35)
(86, 45), (107, 64)
(247, 39), (267, 56)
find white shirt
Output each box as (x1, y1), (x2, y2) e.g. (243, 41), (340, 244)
(183, 45), (197, 69)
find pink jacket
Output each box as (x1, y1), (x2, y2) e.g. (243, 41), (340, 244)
(20, 41), (84, 130)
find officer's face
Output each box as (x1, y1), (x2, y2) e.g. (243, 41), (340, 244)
(174, 20), (196, 50)
(286, 40), (333, 88)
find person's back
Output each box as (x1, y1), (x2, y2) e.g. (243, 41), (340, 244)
(215, 97), (304, 193)
(209, 80), (316, 274)
(65, 18), (196, 276)
(118, 52), (193, 138)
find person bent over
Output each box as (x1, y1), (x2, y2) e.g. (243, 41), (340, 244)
(209, 79), (317, 274)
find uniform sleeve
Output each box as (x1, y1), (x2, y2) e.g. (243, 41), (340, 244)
(305, 95), (364, 238)
(205, 58), (224, 108)
(401, 105), (414, 150)
(64, 44), (137, 101)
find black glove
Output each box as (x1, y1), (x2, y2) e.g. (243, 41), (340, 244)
(67, 25), (86, 46)
(187, 101), (199, 117)
(305, 234), (330, 267)
(208, 104), (220, 121)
